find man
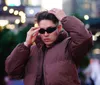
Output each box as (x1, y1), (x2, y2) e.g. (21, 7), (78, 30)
(5, 8), (93, 85)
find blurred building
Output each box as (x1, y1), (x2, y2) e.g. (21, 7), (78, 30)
(0, 0), (41, 27)
(63, 0), (77, 15)
(96, 0), (100, 17)
(74, 0), (100, 18)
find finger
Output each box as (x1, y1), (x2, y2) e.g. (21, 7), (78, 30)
(33, 31), (38, 37)
(30, 27), (39, 31)
(32, 28), (40, 35)
(27, 28), (39, 36)
(49, 10), (54, 13)
(32, 30), (39, 36)
(29, 27), (40, 34)
(51, 8), (59, 12)
(33, 27), (40, 32)
(48, 10), (56, 14)
(32, 32), (38, 41)
(49, 8), (59, 14)
(52, 8), (58, 11)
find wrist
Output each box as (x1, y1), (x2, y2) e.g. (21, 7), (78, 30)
(24, 42), (31, 47)
(60, 16), (67, 21)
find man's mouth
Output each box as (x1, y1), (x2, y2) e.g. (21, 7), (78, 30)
(44, 38), (50, 42)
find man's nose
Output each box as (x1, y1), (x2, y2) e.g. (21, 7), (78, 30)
(44, 32), (49, 36)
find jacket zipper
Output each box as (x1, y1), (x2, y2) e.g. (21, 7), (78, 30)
(43, 49), (48, 85)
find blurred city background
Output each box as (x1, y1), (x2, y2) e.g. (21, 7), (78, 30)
(0, 0), (100, 85)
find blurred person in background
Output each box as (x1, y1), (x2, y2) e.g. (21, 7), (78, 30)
(84, 59), (100, 85)
(90, 59), (100, 85)
(83, 60), (95, 85)
(5, 8), (93, 85)
(4, 76), (24, 85)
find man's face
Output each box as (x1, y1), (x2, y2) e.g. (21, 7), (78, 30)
(38, 20), (59, 47)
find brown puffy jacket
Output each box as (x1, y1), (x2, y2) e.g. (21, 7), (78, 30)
(5, 16), (93, 85)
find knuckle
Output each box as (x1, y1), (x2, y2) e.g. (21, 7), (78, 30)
(27, 32), (30, 36)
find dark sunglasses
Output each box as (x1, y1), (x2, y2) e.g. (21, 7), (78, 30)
(39, 26), (57, 34)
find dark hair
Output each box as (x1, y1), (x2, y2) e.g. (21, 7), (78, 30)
(35, 11), (59, 25)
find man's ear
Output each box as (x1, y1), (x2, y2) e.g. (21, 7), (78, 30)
(57, 25), (62, 32)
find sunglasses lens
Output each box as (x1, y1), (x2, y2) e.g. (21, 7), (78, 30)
(39, 29), (45, 34)
(47, 27), (56, 33)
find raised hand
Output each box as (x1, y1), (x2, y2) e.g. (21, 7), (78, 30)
(24, 27), (40, 47)
(49, 8), (66, 21)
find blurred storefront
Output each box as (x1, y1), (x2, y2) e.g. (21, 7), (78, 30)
(0, 0), (41, 26)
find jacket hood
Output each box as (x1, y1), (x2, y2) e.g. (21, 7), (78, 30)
(35, 30), (68, 48)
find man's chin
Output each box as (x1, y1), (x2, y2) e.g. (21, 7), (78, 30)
(45, 42), (52, 46)
(45, 42), (52, 45)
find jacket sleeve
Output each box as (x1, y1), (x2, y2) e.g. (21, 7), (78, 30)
(5, 43), (30, 79)
(61, 16), (93, 66)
